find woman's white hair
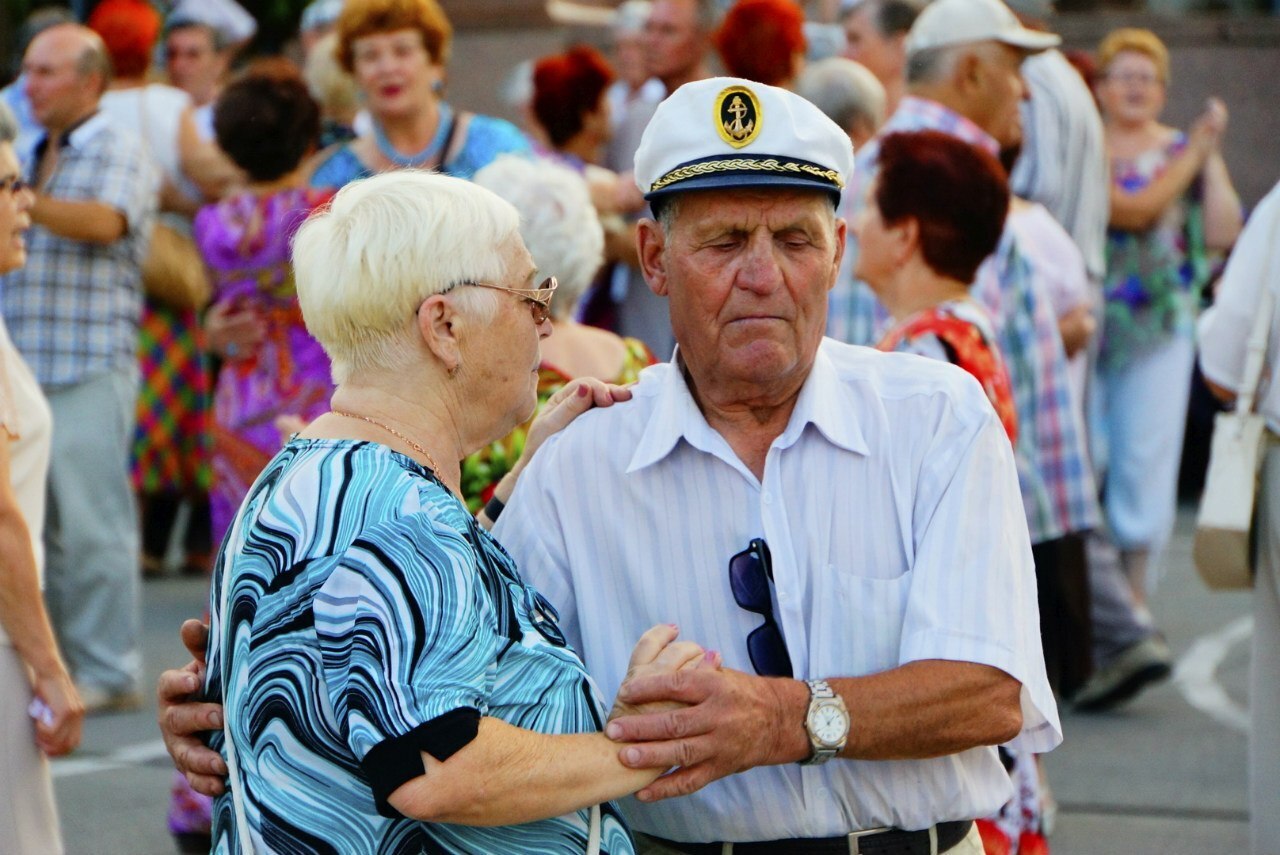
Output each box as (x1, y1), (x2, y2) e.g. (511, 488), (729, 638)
(293, 169), (520, 384)
(472, 155), (605, 322)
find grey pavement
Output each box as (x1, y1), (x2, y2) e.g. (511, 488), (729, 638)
(49, 507), (1253, 854)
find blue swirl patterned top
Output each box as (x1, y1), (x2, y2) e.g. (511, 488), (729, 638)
(204, 438), (634, 854)
(308, 108), (532, 190)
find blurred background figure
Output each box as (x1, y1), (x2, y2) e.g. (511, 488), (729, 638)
(304, 31), (362, 148)
(163, 16), (236, 141)
(1091, 27), (1242, 605)
(531, 45), (615, 169)
(839, 0), (924, 114)
(298, 0), (344, 57)
(0, 98), (84, 855)
(714, 0), (808, 88)
(797, 55), (886, 149)
(307, 0), (530, 189)
(0, 8), (78, 168)
(1198, 178), (1280, 855)
(88, 0), (236, 582)
(464, 155), (654, 510)
(605, 0), (665, 167)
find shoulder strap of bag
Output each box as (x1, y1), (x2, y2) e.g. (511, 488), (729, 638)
(1236, 224), (1279, 418)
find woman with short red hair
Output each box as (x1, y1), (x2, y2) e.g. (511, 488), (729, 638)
(714, 0), (807, 89)
(532, 45), (615, 167)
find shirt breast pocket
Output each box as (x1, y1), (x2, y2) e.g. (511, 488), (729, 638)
(811, 565), (912, 679)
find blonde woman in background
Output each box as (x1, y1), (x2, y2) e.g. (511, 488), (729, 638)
(1092, 27), (1242, 603)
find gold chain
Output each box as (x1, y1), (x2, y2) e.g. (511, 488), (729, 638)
(331, 410), (441, 473)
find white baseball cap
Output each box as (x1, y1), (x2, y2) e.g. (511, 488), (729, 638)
(905, 0), (1060, 57)
(633, 77), (855, 205)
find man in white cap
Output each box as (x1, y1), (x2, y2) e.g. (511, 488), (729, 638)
(829, 0), (1103, 706)
(157, 77), (1060, 854)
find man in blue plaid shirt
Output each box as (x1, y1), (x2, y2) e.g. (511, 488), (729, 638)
(1, 23), (158, 712)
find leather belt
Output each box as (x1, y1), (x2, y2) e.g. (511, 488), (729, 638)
(646, 820), (972, 855)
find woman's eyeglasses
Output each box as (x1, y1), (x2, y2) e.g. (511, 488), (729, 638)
(729, 538), (793, 678)
(456, 276), (558, 325)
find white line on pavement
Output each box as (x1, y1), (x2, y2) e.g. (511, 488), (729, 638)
(1173, 614), (1253, 733)
(51, 739), (172, 778)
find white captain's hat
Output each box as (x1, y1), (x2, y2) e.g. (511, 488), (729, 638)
(633, 77), (855, 205)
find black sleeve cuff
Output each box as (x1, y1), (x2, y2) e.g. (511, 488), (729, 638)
(363, 706), (481, 818)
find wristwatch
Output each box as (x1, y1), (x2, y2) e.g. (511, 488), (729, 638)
(799, 679), (849, 766)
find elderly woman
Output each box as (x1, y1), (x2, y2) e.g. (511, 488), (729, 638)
(307, 0), (530, 189)
(856, 131), (1016, 440)
(461, 155), (654, 512)
(203, 170), (703, 853)
(0, 102), (83, 854)
(854, 129), (1049, 854)
(1093, 27), (1242, 602)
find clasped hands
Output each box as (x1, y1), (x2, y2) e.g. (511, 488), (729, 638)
(160, 618), (801, 803)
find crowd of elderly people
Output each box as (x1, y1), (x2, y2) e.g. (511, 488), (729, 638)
(0, 0), (1272, 853)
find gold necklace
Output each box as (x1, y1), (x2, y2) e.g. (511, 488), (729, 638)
(331, 410), (442, 473)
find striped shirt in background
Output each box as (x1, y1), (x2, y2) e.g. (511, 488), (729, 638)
(1010, 49), (1110, 285)
(0, 112), (158, 388)
(498, 341), (1062, 844)
(828, 96), (1098, 543)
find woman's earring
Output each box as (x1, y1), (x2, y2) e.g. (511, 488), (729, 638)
(432, 79), (445, 95)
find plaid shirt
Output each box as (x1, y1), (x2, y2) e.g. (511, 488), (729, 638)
(829, 97), (1098, 542)
(1, 111), (158, 389)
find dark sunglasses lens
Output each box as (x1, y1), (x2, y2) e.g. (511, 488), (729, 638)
(729, 549), (771, 613)
(747, 623), (793, 678)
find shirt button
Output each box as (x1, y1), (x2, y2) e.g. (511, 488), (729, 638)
(779, 591), (790, 602)
(762, 492), (773, 505)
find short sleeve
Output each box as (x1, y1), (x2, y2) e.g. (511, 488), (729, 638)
(314, 513), (500, 816)
(90, 131), (159, 233)
(899, 382), (1063, 752)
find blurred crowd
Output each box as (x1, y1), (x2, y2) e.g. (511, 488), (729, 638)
(0, 0), (1273, 853)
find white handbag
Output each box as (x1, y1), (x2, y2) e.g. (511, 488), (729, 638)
(1193, 287), (1274, 590)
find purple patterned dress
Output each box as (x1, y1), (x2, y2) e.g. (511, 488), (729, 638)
(195, 187), (335, 547)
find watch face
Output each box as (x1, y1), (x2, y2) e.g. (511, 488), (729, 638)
(812, 704), (848, 745)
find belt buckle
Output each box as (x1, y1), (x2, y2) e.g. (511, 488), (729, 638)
(846, 826), (890, 855)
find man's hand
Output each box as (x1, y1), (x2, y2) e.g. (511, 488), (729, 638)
(156, 619), (228, 796)
(604, 668), (808, 802)
(609, 625), (720, 722)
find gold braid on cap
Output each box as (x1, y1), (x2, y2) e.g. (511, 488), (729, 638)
(649, 157), (846, 194)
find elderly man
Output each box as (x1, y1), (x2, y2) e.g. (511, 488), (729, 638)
(839, 0), (924, 114)
(2, 23), (158, 712)
(797, 56), (887, 149)
(163, 17), (232, 141)
(160, 76), (1059, 854)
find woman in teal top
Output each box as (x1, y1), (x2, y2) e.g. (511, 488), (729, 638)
(204, 169), (710, 853)
(306, 0), (530, 191)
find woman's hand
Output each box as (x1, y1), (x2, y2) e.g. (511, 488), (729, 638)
(525, 378), (633, 461)
(31, 667), (83, 756)
(1189, 97), (1228, 155)
(478, 379), (633, 529)
(609, 624), (720, 723)
(204, 299), (265, 362)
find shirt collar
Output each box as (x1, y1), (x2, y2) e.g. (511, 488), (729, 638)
(32, 110), (106, 162)
(626, 341), (870, 474)
(886, 96), (1001, 156)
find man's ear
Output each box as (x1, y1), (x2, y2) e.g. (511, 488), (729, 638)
(637, 218), (670, 297)
(827, 217), (848, 293)
(416, 294), (462, 374)
(955, 49), (984, 97)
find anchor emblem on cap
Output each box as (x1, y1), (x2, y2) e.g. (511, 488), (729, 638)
(716, 85), (762, 149)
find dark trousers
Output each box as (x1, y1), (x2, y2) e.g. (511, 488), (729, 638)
(1032, 532), (1093, 699)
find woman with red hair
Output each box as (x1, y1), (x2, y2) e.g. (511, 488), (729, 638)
(714, 0), (807, 89)
(532, 44), (615, 168)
